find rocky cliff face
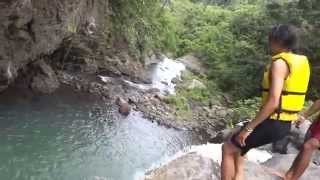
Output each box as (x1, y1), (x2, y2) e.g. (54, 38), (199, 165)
(0, 0), (111, 91)
(0, 0), (148, 94)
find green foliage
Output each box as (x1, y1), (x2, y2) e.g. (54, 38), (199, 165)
(159, 0), (320, 100)
(177, 86), (211, 103)
(165, 95), (192, 118)
(220, 97), (261, 128)
(229, 98), (315, 127)
(179, 71), (221, 103)
(162, 1), (271, 98)
(165, 71), (221, 117)
(108, 0), (320, 101)
(232, 97), (261, 120)
(109, 0), (177, 59)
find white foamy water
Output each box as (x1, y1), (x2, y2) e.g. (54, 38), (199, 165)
(150, 57), (186, 95)
(99, 57), (186, 95)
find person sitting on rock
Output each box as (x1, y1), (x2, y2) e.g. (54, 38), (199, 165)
(284, 100), (320, 180)
(221, 24), (310, 180)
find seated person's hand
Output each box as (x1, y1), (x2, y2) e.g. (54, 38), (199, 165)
(295, 114), (306, 128)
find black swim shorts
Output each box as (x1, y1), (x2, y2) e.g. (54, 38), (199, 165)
(231, 118), (292, 156)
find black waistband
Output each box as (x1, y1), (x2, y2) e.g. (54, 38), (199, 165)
(280, 109), (300, 114)
(269, 118), (293, 123)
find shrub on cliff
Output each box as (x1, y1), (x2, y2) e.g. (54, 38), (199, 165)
(109, 0), (177, 60)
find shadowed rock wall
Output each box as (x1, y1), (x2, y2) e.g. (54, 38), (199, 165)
(0, 0), (110, 91)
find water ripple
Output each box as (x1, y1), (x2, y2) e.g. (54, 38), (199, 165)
(0, 91), (197, 180)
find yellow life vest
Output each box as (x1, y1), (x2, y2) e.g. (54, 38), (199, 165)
(262, 52), (310, 121)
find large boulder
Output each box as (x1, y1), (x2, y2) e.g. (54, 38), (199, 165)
(144, 152), (276, 180)
(177, 54), (208, 76)
(145, 146), (320, 180)
(100, 53), (150, 84)
(187, 79), (207, 90)
(145, 153), (220, 180)
(144, 53), (164, 67)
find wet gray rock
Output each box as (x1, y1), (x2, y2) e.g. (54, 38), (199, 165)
(178, 54), (208, 76)
(30, 60), (60, 94)
(57, 71), (109, 98)
(187, 79), (207, 90)
(171, 77), (181, 84)
(161, 81), (169, 86)
(100, 53), (150, 84)
(144, 53), (164, 66)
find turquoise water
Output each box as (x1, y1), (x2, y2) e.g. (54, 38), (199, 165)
(0, 89), (196, 180)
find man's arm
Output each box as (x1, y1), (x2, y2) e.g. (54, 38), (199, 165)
(237, 59), (289, 146)
(301, 100), (320, 118)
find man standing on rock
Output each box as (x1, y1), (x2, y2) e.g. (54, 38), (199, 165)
(221, 25), (310, 180)
(284, 100), (320, 180)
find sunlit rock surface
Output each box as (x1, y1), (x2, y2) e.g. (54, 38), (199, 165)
(144, 143), (320, 180)
(145, 153), (219, 180)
